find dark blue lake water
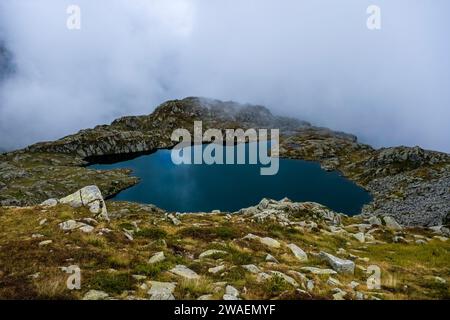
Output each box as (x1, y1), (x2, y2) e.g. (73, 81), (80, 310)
(90, 143), (372, 215)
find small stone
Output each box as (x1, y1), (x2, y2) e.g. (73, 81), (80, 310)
(243, 233), (280, 248)
(209, 265), (225, 274)
(59, 220), (83, 231)
(242, 264), (261, 274)
(38, 240), (52, 246)
(123, 231), (133, 241)
(270, 271), (299, 287)
(434, 276), (446, 284)
(167, 214), (181, 226)
(83, 290), (109, 300)
(383, 216), (402, 230)
(79, 225), (94, 233)
(355, 291), (364, 300)
(260, 237), (281, 248)
(327, 277), (342, 287)
(39, 218), (47, 226)
(307, 280), (315, 291)
(198, 294), (214, 300)
(300, 267), (337, 275)
(40, 198), (58, 207)
(148, 281), (176, 300)
(225, 285), (239, 298)
(393, 236), (407, 243)
(367, 216), (382, 226)
(265, 254), (279, 263)
(148, 251), (165, 264)
(256, 272), (272, 282)
(223, 294), (240, 300)
(333, 291), (347, 300)
(81, 217), (99, 226)
(353, 232), (365, 243)
(287, 243), (308, 262)
(319, 251), (355, 274)
(170, 265), (199, 279)
(349, 281), (360, 289)
(199, 249), (227, 259)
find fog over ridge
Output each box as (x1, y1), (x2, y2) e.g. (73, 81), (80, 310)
(0, 0), (449, 152)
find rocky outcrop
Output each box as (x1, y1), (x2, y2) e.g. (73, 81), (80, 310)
(58, 185), (109, 220)
(1, 97), (449, 226)
(24, 97), (311, 159)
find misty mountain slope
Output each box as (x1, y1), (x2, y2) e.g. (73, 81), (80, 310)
(0, 97), (449, 226)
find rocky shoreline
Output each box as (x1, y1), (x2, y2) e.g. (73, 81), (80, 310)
(1, 97), (449, 226)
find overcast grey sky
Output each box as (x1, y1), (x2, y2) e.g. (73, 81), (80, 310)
(0, 0), (449, 152)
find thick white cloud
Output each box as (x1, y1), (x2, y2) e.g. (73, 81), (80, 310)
(0, 0), (449, 152)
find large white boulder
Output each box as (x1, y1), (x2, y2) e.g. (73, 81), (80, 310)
(59, 185), (108, 220)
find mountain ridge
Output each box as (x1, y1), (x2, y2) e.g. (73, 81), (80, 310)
(1, 97), (449, 226)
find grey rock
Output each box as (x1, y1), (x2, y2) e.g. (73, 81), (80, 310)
(242, 264), (261, 274)
(208, 265), (225, 274)
(40, 198), (58, 207)
(270, 271), (299, 287)
(265, 254), (279, 263)
(224, 285), (240, 300)
(243, 233), (280, 248)
(199, 249), (227, 259)
(319, 251), (355, 274)
(148, 251), (165, 264)
(287, 243), (308, 261)
(170, 265), (200, 279)
(383, 216), (403, 230)
(83, 290), (109, 300)
(300, 267), (337, 275)
(59, 185), (108, 220)
(148, 281), (176, 300)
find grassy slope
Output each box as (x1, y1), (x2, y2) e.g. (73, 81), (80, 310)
(0, 201), (448, 300)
